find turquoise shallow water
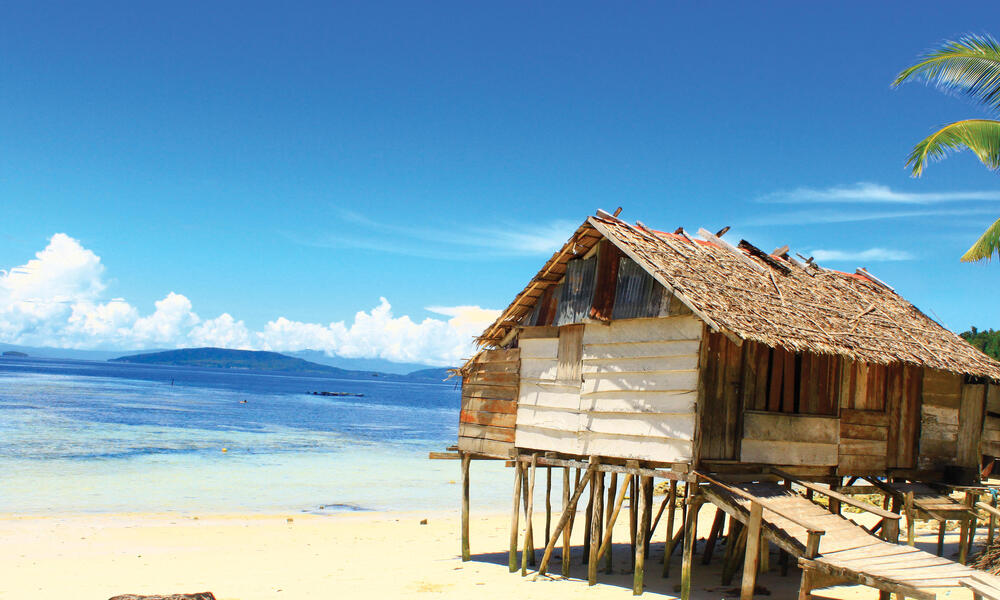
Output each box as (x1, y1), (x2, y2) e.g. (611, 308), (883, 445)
(0, 357), (509, 514)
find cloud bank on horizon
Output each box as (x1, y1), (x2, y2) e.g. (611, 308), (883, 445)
(0, 234), (500, 366)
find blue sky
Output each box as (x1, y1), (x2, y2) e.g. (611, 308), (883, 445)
(3, 2), (1000, 364)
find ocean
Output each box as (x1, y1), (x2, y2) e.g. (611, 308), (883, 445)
(0, 357), (509, 514)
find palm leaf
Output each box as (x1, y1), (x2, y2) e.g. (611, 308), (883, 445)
(893, 34), (1000, 114)
(962, 217), (1000, 262)
(906, 119), (1000, 176)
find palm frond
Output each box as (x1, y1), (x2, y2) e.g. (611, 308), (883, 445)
(962, 217), (1000, 262)
(893, 34), (1000, 114)
(906, 119), (1000, 176)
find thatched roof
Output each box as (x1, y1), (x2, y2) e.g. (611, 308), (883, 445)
(478, 211), (1000, 379)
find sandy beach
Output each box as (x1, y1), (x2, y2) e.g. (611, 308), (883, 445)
(0, 507), (980, 600)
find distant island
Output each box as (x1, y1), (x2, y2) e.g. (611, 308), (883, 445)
(110, 347), (456, 382)
(1, 351), (28, 358)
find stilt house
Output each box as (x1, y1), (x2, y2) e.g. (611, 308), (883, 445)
(459, 210), (1000, 482)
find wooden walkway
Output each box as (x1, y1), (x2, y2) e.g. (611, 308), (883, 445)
(701, 479), (1000, 600)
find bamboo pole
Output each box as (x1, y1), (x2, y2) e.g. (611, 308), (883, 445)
(634, 475), (650, 596)
(509, 460), (523, 572)
(661, 480), (677, 578)
(605, 473), (618, 574)
(461, 452), (471, 561)
(536, 458), (597, 578)
(588, 470), (605, 585)
(545, 467), (553, 547)
(680, 494), (704, 600)
(741, 502), (763, 600)
(522, 454), (538, 576)
(562, 467), (572, 578)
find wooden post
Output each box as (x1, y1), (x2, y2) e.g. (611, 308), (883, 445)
(509, 459), (523, 572)
(721, 522), (748, 585)
(904, 491), (915, 546)
(990, 494), (997, 546)
(536, 459), (597, 578)
(545, 467), (552, 546)
(522, 466), (535, 567)
(960, 491), (975, 565)
(662, 480), (678, 578)
(701, 508), (726, 565)
(742, 502), (763, 600)
(681, 493), (704, 600)
(797, 567), (815, 600)
(461, 452), (471, 562)
(584, 469), (595, 565)
(629, 475), (638, 564)
(643, 476), (654, 558)
(588, 470), (605, 585)
(562, 467), (572, 578)
(828, 478), (842, 515)
(634, 474), (650, 595)
(937, 520), (946, 557)
(522, 454), (538, 576)
(758, 534), (769, 574)
(605, 472), (618, 574)
(597, 475), (631, 565)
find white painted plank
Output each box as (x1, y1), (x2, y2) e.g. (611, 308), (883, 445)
(742, 412), (839, 444)
(581, 412), (695, 440)
(740, 440), (838, 466)
(582, 370), (698, 393)
(581, 315), (702, 344)
(516, 406), (581, 432)
(582, 340), (702, 360)
(519, 338), (558, 359)
(580, 391), (696, 414)
(584, 432), (693, 463)
(581, 354), (698, 374)
(516, 425), (586, 455)
(521, 357), (558, 380)
(518, 381), (581, 410)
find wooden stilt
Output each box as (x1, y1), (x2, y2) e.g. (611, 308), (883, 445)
(522, 454), (538, 576)
(629, 475), (638, 565)
(562, 467), (572, 578)
(904, 491), (915, 546)
(597, 474), (631, 565)
(960, 491), (975, 565)
(536, 459), (597, 578)
(583, 469), (595, 565)
(605, 473), (618, 574)
(522, 466), (535, 567)
(509, 459), (523, 573)
(461, 452), (471, 562)
(634, 474), (650, 596)
(643, 476), (654, 559)
(828, 477), (842, 515)
(721, 522), (748, 586)
(797, 567), (815, 600)
(883, 496), (900, 543)
(990, 494), (997, 546)
(758, 534), (769, 574)
(701, 508), (725, 564)
(741, 502), (763, 600)
(937, 520), (946, 557)
(680, 494), (704, 600)
(545, 467), (552, 547)
(588, 470), (605, 585)
(662, 480), (678, 578)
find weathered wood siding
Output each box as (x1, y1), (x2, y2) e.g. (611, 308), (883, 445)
(515, 315), (701, 463)
(458, 348), (519, 457)
(917, 369), (962, 470)
(984, 385), (1000, 459)
(700, 332), (744, 459)
(740, 412), (839, 466)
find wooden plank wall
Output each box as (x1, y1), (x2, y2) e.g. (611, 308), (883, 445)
(515, 327), (586, 455)
(838, 409), (888, 474)
(578, 315), (701, 462)
(700, 332), (745, 459)
(458, 348), (520, 457)
(984, 385), (1000, 459)
(740, 412), (839, 466)
(515, 315), (702, 463)
(917, 369), (963, 470)
(958, 382), (987, 469)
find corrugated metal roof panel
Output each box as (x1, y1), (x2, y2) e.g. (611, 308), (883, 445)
(554, 257), (596, 326)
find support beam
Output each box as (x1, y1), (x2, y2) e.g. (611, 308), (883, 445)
(536, 458), (597, 578)
(588, 470), (605, 585)
(701, 508), (726, 565)
(545, 467), (553, 547)
(905, 491), (915, 547)
(634, 475), (649, 595)
(605, 473), (618, 574)
(461, 452), (471, 561)
(662, 480), (678, 578)
(681, 494), (704, 600)
(509, 460), (523, 572)
(522, 454), (538, 576)
(596, 475), (630, 565)
(630, 475), (638, 565)
(562, 467), (572, 578)
(741, 502), (763, 600)
(643, 476), (654, 559)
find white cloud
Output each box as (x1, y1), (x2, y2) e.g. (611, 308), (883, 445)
(744, 206), (998, 226)
(0, 233), (499, 365)
(809, 248), (914, 262)
(760, 182), (1000, 204)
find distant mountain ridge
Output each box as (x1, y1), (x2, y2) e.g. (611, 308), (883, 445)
(110, 347), (455, 381)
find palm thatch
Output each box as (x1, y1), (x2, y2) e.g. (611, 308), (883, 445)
(477, 212), (1000, 380)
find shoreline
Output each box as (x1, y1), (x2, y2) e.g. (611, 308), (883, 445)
(0, 508), (976, 600)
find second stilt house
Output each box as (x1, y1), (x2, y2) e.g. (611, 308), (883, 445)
(459, 210), (1000, 483)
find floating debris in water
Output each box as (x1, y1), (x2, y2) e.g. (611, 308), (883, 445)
(310, 391), (364, 397)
